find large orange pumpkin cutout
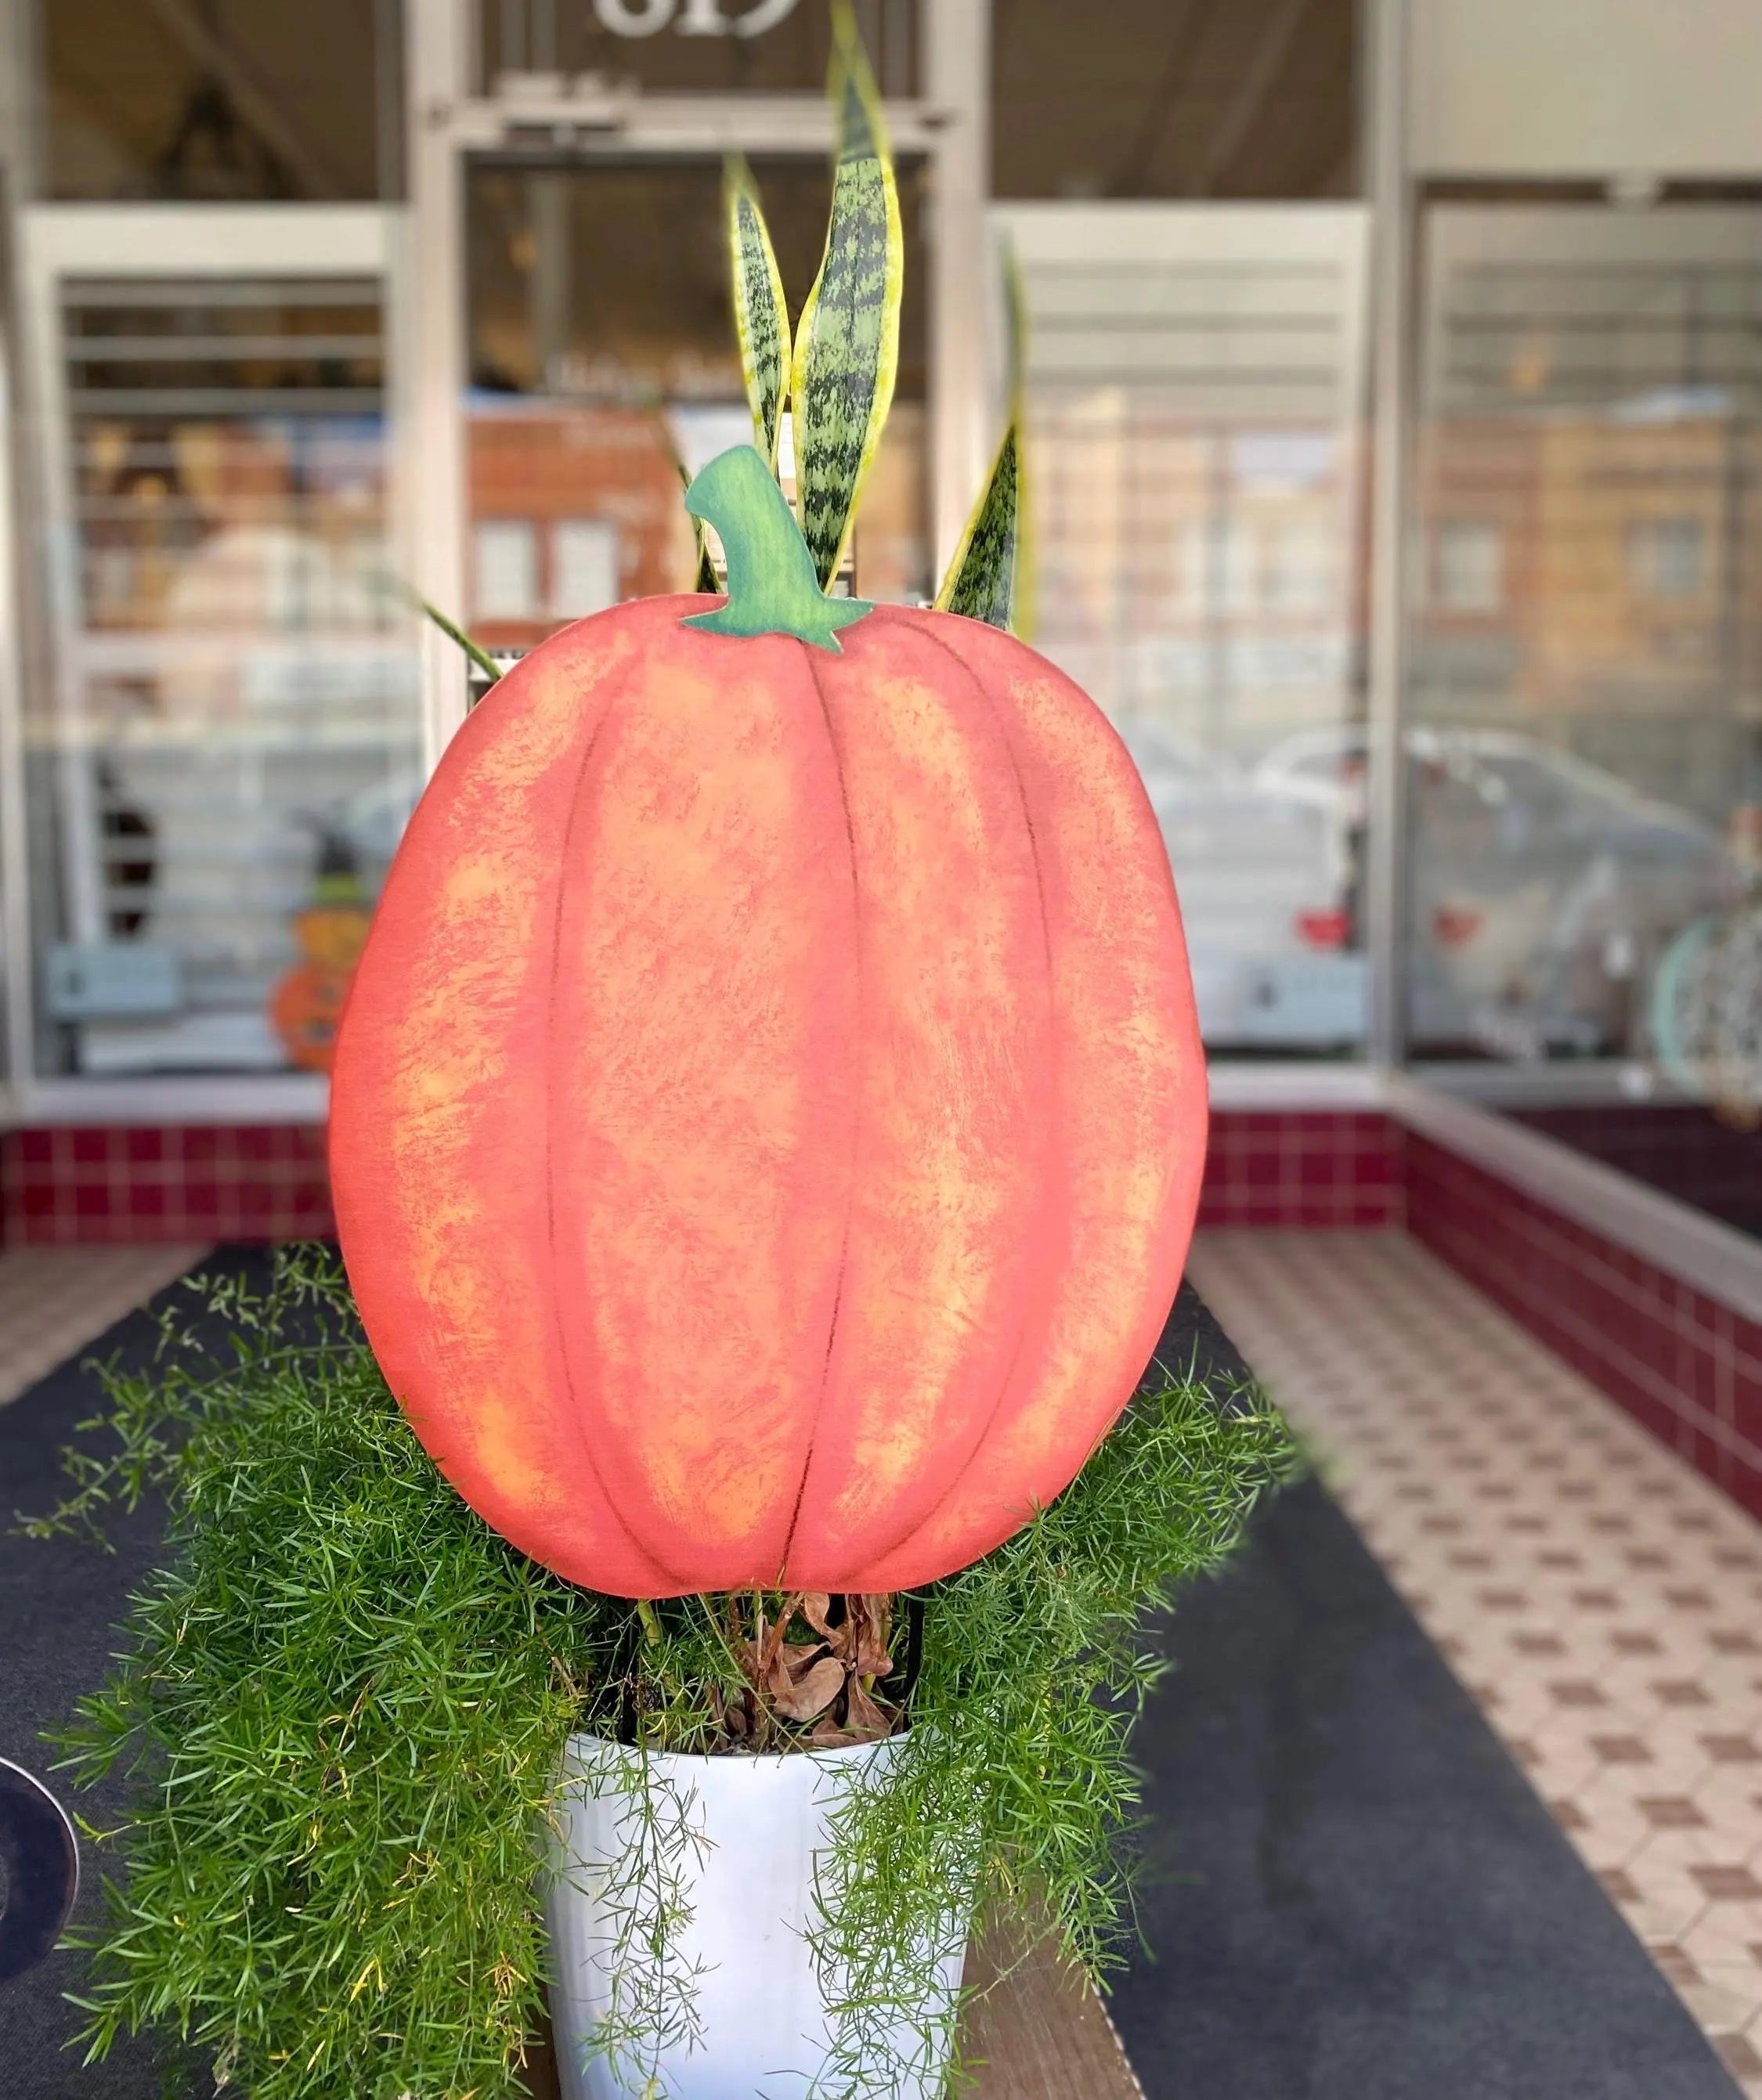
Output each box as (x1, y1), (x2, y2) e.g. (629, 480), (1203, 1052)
(330, 449), (1205, 1598)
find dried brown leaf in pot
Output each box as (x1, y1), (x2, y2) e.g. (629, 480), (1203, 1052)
(854, 1594), (893, 1677)
(769, 1653), (847, 1723)
(843, 1676), (894, 1744)
(764, 1640), (829, 1699)
(800, 1592), (836, 1640)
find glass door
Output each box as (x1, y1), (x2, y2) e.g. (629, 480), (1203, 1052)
(458, 150), (933, 658)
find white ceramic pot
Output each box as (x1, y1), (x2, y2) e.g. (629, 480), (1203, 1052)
(545, 1733), (967, 2099)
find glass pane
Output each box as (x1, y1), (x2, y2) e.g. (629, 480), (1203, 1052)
(24, 272), (420, 1079)
(38, 0), (397, 203)
(1406, 201), (1762, 1241)
(993, 0), (1359, 202)
(463, 154), (931, 651)
(1006, 206), (1370, 1056)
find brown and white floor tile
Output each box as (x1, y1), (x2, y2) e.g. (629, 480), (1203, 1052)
(1190, 1227), (1762, 2098)
(0, 1243), (209, 1409)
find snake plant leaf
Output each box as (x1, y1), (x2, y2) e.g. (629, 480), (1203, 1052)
(789, 2), (903, 589)
(408, 592), (501, 691)
(368, 567), (502, 709)
(935, 424), (1023, 630)
(724, 156), (791, 471)
(653, 412), (722, 593)
(676, 460), (722, 594)
(937, 241), (1030, 632)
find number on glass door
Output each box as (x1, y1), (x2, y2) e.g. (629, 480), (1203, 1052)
(594, 0), (800, 36)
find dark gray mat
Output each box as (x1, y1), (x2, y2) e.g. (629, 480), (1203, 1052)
(1109, 1285), (1740, 2100)
(0, 1261), (1742, 2098)
(0, 1257), (240, 2098)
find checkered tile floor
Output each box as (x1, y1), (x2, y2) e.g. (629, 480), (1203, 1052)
(0, 1245), (209, 1409)
(1191, 1228), (1762, 2097)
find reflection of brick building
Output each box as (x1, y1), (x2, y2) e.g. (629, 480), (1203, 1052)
(468, 396), (937, 647)
(1031, 410), (1358, 756)
(465, 399), (931, 650)
(467, 402), (699, 651)
(1415, 413), (1762, 815)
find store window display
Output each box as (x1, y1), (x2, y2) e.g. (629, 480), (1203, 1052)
(20, 0), (409, 1085)
(19, 255), (419, 1081)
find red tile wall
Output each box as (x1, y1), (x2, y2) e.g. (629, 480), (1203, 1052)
(1, 1125), (334, 1245)
(1199, 1110), (1406, 1229)
(2, 1109), (1405, 1249)
(1513, 1103), (1762, 1241)
(1406, 1133), (1762, 1527)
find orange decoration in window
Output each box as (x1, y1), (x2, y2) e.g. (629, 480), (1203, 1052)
(330, 560), (1204, 1598)
(270, 837), (373, 1075)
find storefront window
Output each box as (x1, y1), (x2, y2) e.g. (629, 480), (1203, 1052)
(999, 204), (1370, 1055)
(1406, 199), (1762, 1237)
(463, 153), (931, 650)
(990, 0), (1366, 1059)
(18, 221), (419, 1081)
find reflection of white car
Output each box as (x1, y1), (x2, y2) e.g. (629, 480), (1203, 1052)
(1255, 726), (1730, 1055)
(1114, 720), (1369, 1048)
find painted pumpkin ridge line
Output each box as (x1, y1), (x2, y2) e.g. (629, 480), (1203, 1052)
(776, 640), (865, 1583)
(540, 650), (680, 1593)
(852, 610), (1069, 1575)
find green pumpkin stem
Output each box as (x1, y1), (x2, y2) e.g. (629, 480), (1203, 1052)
(682, 446), (872, 654)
